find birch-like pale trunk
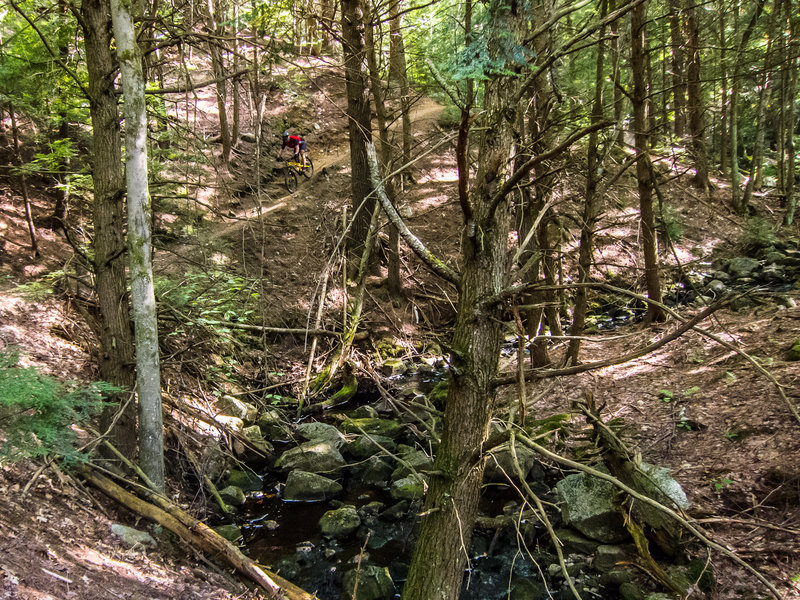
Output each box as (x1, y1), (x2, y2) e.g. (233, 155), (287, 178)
(109, 0), (165, 491)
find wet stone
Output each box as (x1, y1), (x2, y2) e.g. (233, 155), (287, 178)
(283, 470), (343, 501)
(319, 505), (361, 538)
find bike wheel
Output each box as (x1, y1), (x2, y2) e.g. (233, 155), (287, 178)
(302, 157), (314, 179)
(284, 168), (298, 192)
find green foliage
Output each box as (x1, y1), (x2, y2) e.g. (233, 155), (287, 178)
(156, 270), (259, 329)
(710, 477), (733, 492)
(437, 105), (462, 129)
(0, 349), (113, 463)
(739, 217), (779, 253)
(658, 205), (684, 243)
(658, 389), (674, 402)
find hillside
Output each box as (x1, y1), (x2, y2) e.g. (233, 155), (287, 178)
(1, 56), (799, 600)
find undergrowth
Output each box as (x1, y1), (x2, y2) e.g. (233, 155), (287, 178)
(0, 348), (113, 463)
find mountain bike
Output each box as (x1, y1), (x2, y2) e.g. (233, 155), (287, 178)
(282, 155), (315, 192)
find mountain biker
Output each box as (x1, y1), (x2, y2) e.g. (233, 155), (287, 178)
(278, 131), (308, 168)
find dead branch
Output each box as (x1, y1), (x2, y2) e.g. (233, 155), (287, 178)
(79, 465), (318, 600)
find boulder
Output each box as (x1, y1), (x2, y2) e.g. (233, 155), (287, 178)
(390, 474), (426, 500)
(342, 417), (404, 440)
(351, 455), (394, 486)
(556, 472), (628, 543)
(348, 405), (380, 419)
(213, 524), (243, 543)
(217, 396), (258, 423)
(390, 449), (433, 480)
(257, 409), (290, 439)
(242, 425), (274, 454)
(341, 565), (394, 600)
(555, 528), (601, 554)
(727, 257), (760, 279)
(758, 263), (786, 283)
(214, 415), (245, 432)
(788, 338), (800, 361)
(484, 443), (542, 483)
(319, 505), (360, 538)
(593, 544), (635, 572)
(198, 438), (227, 482)
(275, 441), (346, 474)
(110, 524), (156, 548)
(296, 422), (347, 447)
(219, 485), (246, 506)
(348, 434), (397, 458)
(639, 462), (689, 510)
(227, 469), (262, 492)
(380, 358), (408, 377)
(283, 470), (343, 501)
(705, 279), (728, 297)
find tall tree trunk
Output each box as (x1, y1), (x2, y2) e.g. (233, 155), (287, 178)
(568, 0), (608, 365)
(781, 0), (798, 225)
(364, 0), (401, 298)
(77, 0), (138, 457)
(402, 1), (525, 597)
(388, 0), (412, 182)
(718, 3), (728, 175)
(685, 3), (709, 192)
(340, 0), (374, 273)
(730, 0), (767, 213)
(669, 0), (686, 139)
(207, 0), (231, 165)
(110, 0), (165, 491)
(610, 0), (625, 147)
(742, 26), (774, 209)
(631, 0), (664, 323)
(8, 106), (39, 257)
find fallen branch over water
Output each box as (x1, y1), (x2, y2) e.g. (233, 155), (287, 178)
(79, 465), (318, 600)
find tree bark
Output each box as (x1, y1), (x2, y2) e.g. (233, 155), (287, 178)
(568, 0), (608, 365)
(631, 0), (664, 323)
(401, 1), (525, 597)
(77, 0), (138, 457)
(340, 0), (374, 273)
(110, 0), (165, 491)
(668, 0), (686, 138)
(685, 2), (709, 192)
(364, 2), (401, 298)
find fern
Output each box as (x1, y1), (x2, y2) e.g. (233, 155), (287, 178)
(0, 348), (114, 463)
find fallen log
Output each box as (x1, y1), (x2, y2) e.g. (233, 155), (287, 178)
(79, 466), (318, 600)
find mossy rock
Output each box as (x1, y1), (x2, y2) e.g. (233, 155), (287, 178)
(375, 336), (405, 359)
(319, 505), (360, 538)
(226, 469), (262, 492)
(342, 417), (404, 440)
(428, 380), (449, 406)
(218, 485), (246, 506)
(788, 338), (800, 361)
(213, 524), (243, 543)
(390, 474), (426, 500)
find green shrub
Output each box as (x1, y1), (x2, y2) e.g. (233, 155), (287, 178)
(438, 105), (462, 129)
(739, 217), (778, 253)
(0, 348), (113, 463)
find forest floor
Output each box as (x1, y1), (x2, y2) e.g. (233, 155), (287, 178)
(1, 56), (800, 600)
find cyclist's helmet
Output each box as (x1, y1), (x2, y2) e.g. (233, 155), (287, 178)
(282, 130), (289, 140)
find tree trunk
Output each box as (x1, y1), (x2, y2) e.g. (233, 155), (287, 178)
(568, 0), (608, 365)
(364, 2), (401, 298)
(781, 0), (798, 225)
(340, 0), (374, 273)
(718, 2), (728, 175)
(388, 0), (412, 182)
(110, 0), (165, 491)
(8, 106), (39, 257)
(77, 0), (138, 457)
(685, 3), (709, 192)
(742, 27), (774, 209)
(668, 0), (686, 138)
(631, 0), (664, 323)
(402, 2), (525, 597)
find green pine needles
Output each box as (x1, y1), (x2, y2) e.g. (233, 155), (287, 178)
(0, 348), (115, 464)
